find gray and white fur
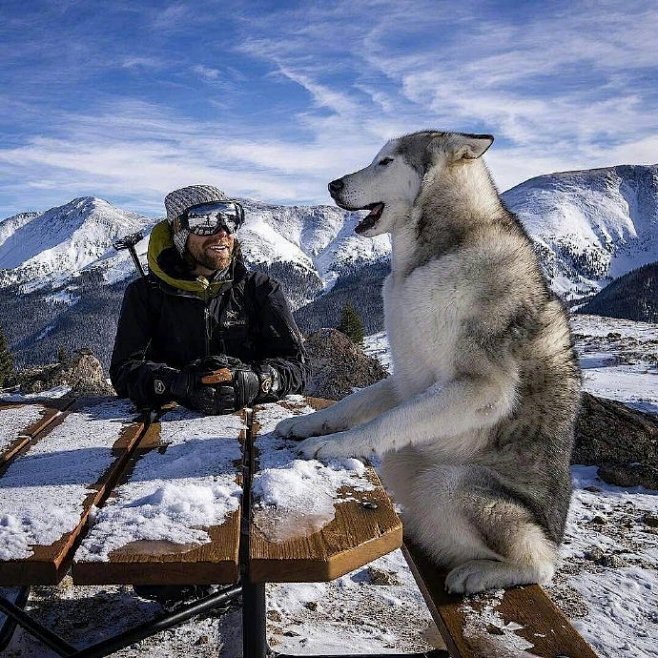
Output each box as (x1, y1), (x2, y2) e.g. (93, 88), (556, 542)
(275, 131), (581, 594)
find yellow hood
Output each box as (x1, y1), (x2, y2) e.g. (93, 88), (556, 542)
(146, 220), (229, 297)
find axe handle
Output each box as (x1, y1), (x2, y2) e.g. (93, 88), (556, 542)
(201, 368), (233, 385)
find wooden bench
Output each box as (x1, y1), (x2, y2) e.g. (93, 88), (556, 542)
(403, 541), (598, 658)
(0, 395), (599, 658)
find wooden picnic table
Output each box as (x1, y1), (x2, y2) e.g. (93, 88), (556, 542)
(0, 395), (598, 658)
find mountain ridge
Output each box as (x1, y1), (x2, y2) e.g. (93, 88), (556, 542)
(1, 162), (656, 367)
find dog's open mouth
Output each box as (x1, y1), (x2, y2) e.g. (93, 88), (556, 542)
(355, 202), (385, 234)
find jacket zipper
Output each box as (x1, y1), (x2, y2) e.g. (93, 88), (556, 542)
(197, 276), (211, 357)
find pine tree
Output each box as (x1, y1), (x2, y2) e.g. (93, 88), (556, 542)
(57, 345), (69, 364)
(337, 302), (365, 345)
(0, 326), (14, 388)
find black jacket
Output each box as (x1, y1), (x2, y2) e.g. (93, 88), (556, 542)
(110, 221), (309, 408)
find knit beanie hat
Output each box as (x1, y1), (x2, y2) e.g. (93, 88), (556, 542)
(164, 185), (228, 256)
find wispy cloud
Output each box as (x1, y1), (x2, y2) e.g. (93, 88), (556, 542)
(0, 0), (656, 216)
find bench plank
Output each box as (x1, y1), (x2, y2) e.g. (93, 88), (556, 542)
(73, 407), (245, 586)
(403, 540), (599, 658)
(249, 397), (402, 582)
(0, 403), (64, 466)
(0, 397), (144, 585)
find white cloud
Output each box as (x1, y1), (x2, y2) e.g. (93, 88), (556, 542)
(1, 0), (656, 217)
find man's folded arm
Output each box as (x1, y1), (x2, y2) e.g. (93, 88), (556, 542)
(110, 279), (178, 408)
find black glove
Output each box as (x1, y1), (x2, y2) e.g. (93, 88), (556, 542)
(150, 357), (282, 415)
(151, 358), (234, 415)
(169, 360), (227, 415)
(202, 356), (281, 408)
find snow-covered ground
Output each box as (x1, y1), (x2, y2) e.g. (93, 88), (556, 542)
(2, 314), (657, 657)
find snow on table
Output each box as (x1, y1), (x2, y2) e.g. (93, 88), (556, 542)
(0, 398), (138, 563)
(250, 397), (402, 583)
(75, 407), (244, 567)
(252, 397), (374, 544)
(0, 404), (52, 458)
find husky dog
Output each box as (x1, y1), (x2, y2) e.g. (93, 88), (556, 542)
(275, 131), (581, 593)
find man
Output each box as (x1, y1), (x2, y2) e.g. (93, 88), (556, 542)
(110, 185), (310, 607)
(111, 184), (309, 415)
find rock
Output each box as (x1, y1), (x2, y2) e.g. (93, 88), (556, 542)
(643, 513), (658, 528)
(589, 515), (607, 525)
(367, 566), (402, 586)
(584, 547), (604, 562)
(598, 554), (627, 568)
(573, 393), (658, 490)
(304, 601), (318, 611)
(17, 349), (115, 395)
(303, 328), (388, 401)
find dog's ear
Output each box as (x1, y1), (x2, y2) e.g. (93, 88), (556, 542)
(451, 133), (494, 161)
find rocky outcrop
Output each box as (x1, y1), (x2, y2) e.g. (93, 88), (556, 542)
(304, 328), (388, 400)
(18, 349), (115, 395)
(574, 392), (658, 489)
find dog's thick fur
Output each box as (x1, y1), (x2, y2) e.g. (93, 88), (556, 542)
(275, 131), (581, 593)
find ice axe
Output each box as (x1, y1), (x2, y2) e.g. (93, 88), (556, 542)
(113, 231), (146, 278)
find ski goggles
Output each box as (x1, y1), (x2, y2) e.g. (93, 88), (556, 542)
(183, 200), (245, 236)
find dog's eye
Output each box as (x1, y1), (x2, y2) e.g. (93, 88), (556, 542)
(378, 157), (394, 166)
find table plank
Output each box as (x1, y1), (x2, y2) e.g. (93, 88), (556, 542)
(73, 407), (245, 586)
(249, 397), (402, 582)
(403, 540), (599, 658)
(0, 403), (63, 467)
(0, 397), (144, 585)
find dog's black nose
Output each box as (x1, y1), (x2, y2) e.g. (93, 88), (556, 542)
(328, 179), (344, 195)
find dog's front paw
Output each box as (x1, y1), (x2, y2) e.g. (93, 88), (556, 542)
(445, 560), (507, 594)
(274, 414), (324, 440)
(297, 432), (374, 460)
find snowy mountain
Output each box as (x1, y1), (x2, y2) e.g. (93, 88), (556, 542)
(0, 198), (149, 293)
(1, 162), (657, 366)
(0, 197), (390, 308)
(502, 164), (658, 301)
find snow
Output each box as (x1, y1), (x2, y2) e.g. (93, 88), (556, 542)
(76, 408), (243, 562)
(0, 398), (136, 560)
(1, 384), (72, 402)
(0, 404), (48, 455)
(558, 465), (658, 657)
(252, 399), (373, 542)
(2, 317), (658, 657)
(45, 288), (80, 306)
(503, 165), (658, 299)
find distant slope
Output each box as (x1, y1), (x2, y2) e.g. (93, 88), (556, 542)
(502, 164), (658, 301)
(578, 262), (658, 323)
(2, 163), (657, 367)
(0, 197), (148, 292)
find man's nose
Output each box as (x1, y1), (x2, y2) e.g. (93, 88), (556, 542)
(328, 179), (344, 195)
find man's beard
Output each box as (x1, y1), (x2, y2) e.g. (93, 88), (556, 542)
(197, 248), (232, 271)
(188, 238), (234, 272)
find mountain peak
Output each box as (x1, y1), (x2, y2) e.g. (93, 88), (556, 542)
(502, 163), (658, 299)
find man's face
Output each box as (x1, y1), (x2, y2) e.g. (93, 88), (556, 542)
(186, 228), (235, 273)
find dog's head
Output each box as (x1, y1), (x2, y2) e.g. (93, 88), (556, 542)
(328, 131), (494, 237)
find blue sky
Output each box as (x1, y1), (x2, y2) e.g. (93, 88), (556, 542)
(1, 0), (657, 217)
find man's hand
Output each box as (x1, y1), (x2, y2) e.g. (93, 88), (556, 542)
(166, 356), (276, 415)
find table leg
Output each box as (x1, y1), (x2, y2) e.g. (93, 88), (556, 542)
(0, 592), (76, 656)
(242, 578), (268, 658)
(0, 586), (30, 651)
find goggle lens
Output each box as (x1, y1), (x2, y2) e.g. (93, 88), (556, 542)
(185, 201), (244, 236)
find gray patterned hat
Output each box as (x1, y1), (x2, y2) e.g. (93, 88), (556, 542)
(164, 185), (228, 256)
